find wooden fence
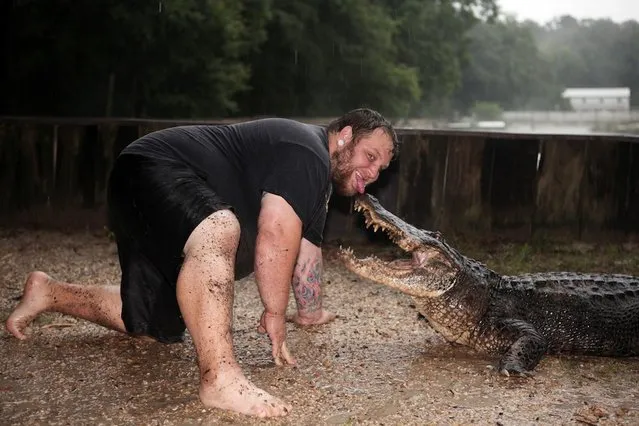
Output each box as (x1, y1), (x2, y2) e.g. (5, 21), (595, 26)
(1, 117), (638, 242)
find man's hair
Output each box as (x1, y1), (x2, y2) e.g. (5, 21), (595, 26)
(327, 108), (400, 157)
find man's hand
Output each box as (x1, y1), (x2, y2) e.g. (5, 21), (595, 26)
(287, 309), (337, 326)
(258, 311), (296, 366)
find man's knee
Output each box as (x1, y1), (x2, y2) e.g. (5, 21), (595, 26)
(183, 209), (241, 257)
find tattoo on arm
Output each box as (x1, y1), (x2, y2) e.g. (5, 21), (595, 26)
(292, 257), (322, 313)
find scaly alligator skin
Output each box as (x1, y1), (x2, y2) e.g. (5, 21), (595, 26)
(339, 194), (639, 375)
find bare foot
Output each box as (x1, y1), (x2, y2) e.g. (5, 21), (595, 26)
(199, 368), (292, 418)
(5, 271), (53, 339)
(287, 309), (337, 326)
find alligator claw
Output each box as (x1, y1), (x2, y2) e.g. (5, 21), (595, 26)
(498, 362), (534, 378)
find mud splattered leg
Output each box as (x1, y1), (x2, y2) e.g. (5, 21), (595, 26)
(5, 271), (125, 339)
(178, 210), (291, 418)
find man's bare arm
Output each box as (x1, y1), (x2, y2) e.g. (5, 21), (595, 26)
(292, 239), (323, 314)
(290, 239), (337, 325)
(254, 192), (302, 365)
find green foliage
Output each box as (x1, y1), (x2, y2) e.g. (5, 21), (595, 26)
(379, 0), (500, 116)
(238, 0), (425, 117)
(1, 0), (496, 119)
(471, 102), (503, 120)
(3, 0), (269, 117)
(537, 17), (639, 108)
(455, 15), (639, 113)
(455, 17), (554, 111)
(2, 1), (635, 118)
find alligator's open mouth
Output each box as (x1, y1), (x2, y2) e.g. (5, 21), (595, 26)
(338, 194), (455, 296)
(339, 197), (429, 271)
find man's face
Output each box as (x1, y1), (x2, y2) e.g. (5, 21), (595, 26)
(331, 127), (394, 196)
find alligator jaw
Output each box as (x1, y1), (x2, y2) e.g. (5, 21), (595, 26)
(339, 246), (449, 297)
(338, 194), (458, 298)
(351, 193), (425, 253)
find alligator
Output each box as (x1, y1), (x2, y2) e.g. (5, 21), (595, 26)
(339, 194), (639, 375)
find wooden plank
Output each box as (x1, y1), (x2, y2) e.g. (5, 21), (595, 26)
(0, 124), (19, 212)
(620, 142), (639, 233)
(35, 124), (55, 207)
(54, 125), (83, 206)
(1, 117), (638, 241)
(438, 135), (486, 232)
(18, 124), (51, 209)
(96, 123), (119, 205)
(78, 126), (99, 208)
(138, 122), (172, 138)
(485, 138), (538, 235)
(579, 139), (626, 237)
(113, 125), (140, 157)
(533, 139), (585, 237)
(396, 134), (445, 230)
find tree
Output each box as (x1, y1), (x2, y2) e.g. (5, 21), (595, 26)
(238, 0), (420, 118)
(381, 0), (498, 116)
(453, 14), (639, 113)
(2, 0), (269, 117)
(454, 17), (550, 111)
(617, 21), (639, 107)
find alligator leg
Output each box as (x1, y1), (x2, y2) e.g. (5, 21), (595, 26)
(492, 319), (548, 376)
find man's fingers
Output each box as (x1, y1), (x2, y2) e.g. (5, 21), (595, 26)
(273, 346), (284, 366)
(280, 341), (296, 365)
(271, 340), (296, 366)
(260, 310), (295, 366)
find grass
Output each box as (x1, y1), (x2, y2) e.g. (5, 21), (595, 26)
(453, 238), (639, 276)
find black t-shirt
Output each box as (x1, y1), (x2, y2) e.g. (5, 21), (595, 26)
(122, 118), (331, 273)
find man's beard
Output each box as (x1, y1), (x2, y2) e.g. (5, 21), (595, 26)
(330, 144), (356, 196)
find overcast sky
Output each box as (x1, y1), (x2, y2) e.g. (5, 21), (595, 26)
(498, 0), (639, 24)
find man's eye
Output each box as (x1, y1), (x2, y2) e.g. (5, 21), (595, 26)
(367, 153), (375, 161)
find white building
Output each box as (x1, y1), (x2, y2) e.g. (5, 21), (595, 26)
(561, 87), (631, 112)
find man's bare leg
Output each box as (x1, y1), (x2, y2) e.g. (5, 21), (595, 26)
(5, 271), (125, 339)
(177, 211), (292, 418)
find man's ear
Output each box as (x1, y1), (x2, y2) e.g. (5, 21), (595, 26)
(341, 126), (353, 143)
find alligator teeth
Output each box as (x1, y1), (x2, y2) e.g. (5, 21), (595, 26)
(338, 245), (354, 254)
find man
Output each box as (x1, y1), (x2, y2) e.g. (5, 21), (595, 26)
(5, 108), (398, 417)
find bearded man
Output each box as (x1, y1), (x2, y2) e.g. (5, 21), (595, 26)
(6, 108), (399, 417)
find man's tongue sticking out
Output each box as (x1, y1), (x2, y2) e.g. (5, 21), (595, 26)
(355, 172), (365, 194)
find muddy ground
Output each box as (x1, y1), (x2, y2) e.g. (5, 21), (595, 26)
(1, 229), (638, 425)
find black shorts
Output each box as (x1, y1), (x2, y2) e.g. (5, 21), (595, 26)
(107, 153), (231, 343)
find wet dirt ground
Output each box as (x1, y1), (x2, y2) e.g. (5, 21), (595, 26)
(1, 229), (638, 425)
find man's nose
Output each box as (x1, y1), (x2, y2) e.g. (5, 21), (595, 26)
(368, 167), (380, 182)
